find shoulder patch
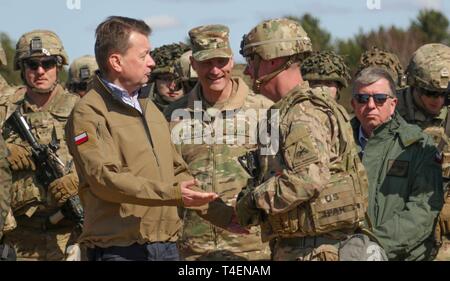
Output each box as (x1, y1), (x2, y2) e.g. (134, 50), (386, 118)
(74, 132), (89, 145)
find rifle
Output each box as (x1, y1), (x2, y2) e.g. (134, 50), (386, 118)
(6, 110), (84, 230)
(238, 149), (261, 188)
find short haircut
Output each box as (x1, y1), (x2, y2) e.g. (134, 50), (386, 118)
(353, 66), (397, 97)
(95, 16), (151, 74)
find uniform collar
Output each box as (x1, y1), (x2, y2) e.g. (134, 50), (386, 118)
(187, 77), (248, 112)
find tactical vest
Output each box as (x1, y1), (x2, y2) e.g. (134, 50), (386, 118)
(1, 86), (77, 218)
(259, 87), (369, 241)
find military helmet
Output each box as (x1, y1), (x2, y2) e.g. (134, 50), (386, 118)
(150, 42), (191, 79)
(407, 43), (450, 92)
(67, 55), (98, 85)
(0, 42), (6, 66)
(357, 47), (406, 90)
(240, 18), (312, 60)
(301, 51), (350, 88)
(14, 29), (68, 71)
(175, 50), (198, 81)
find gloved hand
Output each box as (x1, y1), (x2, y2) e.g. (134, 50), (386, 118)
(6, 143), (35, 171)
(48, 173), (79, 206)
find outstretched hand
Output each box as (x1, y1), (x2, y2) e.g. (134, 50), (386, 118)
(181, 179), (218, 207)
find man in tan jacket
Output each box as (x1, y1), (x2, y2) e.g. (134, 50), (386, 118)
(66, 16), (217, 261)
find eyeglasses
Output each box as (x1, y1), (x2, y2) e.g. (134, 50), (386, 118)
(418, 88), (447, 99)
(353, 93), (392, 105)
(24, 57), (58, 71)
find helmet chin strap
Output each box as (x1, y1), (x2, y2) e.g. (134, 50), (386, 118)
(252, 55), (297, 94)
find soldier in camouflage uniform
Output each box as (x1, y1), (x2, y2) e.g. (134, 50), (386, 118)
(167, 25), (272, 261)
(67, 55), (98, 97)
(356, 47), (407, 92)
(301, 51), (351, 100)
(0, 30), (81, 261)
(396, 43), (450, 260)
(0, 42), (15, 261)
(236, 18), (370, 261)
(148, 43), (192, 113)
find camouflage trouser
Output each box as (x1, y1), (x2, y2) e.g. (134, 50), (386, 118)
(3, 215), (78, 261)
(272, 236), (340, 261)
(178, 240), (271, 261)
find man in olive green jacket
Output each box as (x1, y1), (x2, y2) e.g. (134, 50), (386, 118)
(351, 67), (443, 260)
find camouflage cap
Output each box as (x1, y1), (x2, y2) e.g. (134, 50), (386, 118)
(357, 47), (406, 90)
(301, 51), (350, 88)
(0, 42), (6, 66)
(14, 29), (68, 70)
(407, 43), (450, 92)
(68, 55), (98, 84)
(151, 42), (191, 77)
(189, 24), (232, 61)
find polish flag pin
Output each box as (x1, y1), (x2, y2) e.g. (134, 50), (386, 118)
(74, 132), (89, 145)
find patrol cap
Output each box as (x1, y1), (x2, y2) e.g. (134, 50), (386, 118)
(188, 24), (232, 61)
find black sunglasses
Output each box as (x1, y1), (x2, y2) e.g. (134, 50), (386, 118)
(419, 88), (447, 98)
(353, 93), (392, 105)
(24, 57), (58, 71)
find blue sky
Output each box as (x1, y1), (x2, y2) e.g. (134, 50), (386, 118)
(1, 0), (448, 63)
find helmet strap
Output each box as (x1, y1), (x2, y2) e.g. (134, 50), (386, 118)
(252, 55), (298, 93)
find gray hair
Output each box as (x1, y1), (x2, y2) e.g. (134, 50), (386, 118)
(352, 66), (397, 97)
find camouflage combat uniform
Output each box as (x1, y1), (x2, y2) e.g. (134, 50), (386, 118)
(396, 43), (450, 260)
(236, 18), (369, 261)
(1, 30), (80, 261)
(167, 25), (272, 261)
(170, 78), (272, 260)
(1, 85), (79, 260)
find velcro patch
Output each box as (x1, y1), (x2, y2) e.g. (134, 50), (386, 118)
(386, 160), (409, 177)
(74, 132), (89, 145)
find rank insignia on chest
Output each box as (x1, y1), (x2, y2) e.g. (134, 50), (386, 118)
(74, 132), (89, 145)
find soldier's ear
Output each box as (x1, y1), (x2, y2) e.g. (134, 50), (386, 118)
(109, 53), (122, 73)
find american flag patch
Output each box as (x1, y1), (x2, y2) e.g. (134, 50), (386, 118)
(74, 132), (89, 145)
